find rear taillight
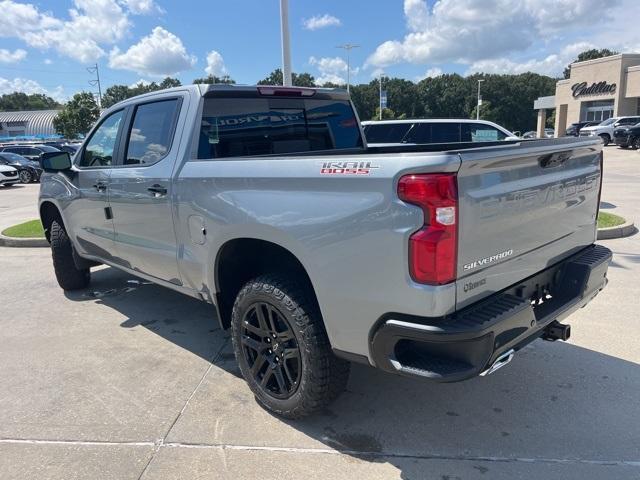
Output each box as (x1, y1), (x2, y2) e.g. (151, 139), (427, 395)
(398, 173), (458, 285)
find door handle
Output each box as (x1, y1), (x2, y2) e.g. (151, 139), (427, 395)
(93, 182), (107, 192)
(147, 184), (168, 197)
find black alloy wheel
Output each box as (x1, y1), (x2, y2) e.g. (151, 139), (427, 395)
(240, 301), (302, 399)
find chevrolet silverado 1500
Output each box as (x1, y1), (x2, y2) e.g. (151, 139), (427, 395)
(39, 85), (611, 418)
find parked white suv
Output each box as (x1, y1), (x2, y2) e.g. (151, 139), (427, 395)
(579, 116), (640, 145)
(0, 164), (19, 187)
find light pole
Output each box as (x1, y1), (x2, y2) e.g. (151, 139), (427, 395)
(379, 72), (384, 120)
(476, 79), (484, 120)
(336, 43), (359, 93)
(279, 0), (292, 86)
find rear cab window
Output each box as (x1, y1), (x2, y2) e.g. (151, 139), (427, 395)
(197, 93), (363, 159)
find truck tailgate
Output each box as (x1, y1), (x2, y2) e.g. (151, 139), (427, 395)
(455, 139), (602, 309)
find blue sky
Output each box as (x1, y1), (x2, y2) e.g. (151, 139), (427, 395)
(0, 0), (638, 102)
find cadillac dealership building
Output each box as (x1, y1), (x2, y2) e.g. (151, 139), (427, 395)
(534, 54), (640, 136)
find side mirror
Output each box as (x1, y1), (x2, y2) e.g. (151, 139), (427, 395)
(40, 151), (72, 172)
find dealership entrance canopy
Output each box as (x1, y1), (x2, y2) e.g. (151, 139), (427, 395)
(534, 53), (640, 137)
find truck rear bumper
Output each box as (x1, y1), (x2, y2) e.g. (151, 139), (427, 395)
(370, 244), (612, 382)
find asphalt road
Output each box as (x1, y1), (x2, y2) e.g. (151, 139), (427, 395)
(1, 147), (639, 479)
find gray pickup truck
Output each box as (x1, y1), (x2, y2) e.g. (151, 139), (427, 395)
(39, 84), (611, 418)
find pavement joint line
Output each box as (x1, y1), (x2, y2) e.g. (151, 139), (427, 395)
(0, 438), (155, 447)
(2, 437), (638, 468)
(136, 338), (230, 480)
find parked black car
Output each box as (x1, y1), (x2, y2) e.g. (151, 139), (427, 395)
(613, 122), (640, 149)
(0, 144), (61, 161)
(42, 142), (80, 154)
(565, 121), (598, 137)
(0, 152), (42, 183)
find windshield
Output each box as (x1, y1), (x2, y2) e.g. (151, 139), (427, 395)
(37, 145), (61, 152)
(599, 118), (617, 126)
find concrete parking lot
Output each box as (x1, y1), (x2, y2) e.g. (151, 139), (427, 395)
(1, 147), (639, 480)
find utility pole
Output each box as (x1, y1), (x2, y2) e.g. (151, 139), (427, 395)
(476, 78), (484, 120)
(87, 63), (102, 108)
(336, 43), (359, 93)
(279, 0), (292, 86)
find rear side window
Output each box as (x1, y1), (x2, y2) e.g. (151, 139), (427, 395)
(197, 97), (362, 159)
(405, 123), (461, 144)
(461, 123), (507, 142)
(363, 123), (412, 143)
(124, 99), (180, 165)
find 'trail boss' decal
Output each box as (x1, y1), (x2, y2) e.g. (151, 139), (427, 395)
(463, 249), (513, 272)
(320, 161), (380, 175)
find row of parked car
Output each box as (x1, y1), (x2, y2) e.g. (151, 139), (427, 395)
(569, 116), (640, 148)
(0, 142), (80, 187)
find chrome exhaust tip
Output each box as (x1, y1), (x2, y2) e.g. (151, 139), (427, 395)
(479, 349), (515, 377)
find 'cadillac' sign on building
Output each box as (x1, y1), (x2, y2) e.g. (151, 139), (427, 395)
(571, 81), (617, 98)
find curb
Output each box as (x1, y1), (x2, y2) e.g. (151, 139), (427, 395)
(0, 234), (48, 248)
(597, 221), (636, 240)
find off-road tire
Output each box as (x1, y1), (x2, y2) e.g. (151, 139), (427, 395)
(231, 274), (350, 418)
(50, 220), (90, 290)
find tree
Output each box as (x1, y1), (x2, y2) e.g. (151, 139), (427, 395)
(371, 107), (397, 120)
(192, 74), (236, 84)
(101, 77), (182, 109)
(53, 92), (100, 139)
(258, 68), (316, 87)
(563, 49), (618, 79)
(0, 92), (61, 111)
(101, 85), (131, 109)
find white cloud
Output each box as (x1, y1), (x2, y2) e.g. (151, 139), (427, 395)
(204, 50), (227, 76)
(129, 78), (151, 88)
(420, 67), (443, 79)
(466, 42), (593, 77)
(109, 27), (197, 76)
(309, 56), (357, 85)
(121, 0), (164, 15)
(0, 48), (27, 63)
(0, 76), (66, 102)
(0, 0), (163, 63)
(404, 0), (429, 32)
(366, 0), (620, 68)
(303, 14), (341, 31)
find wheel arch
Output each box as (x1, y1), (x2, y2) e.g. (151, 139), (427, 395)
(39, 201), (63, 243)
(213, 238), (321, 331)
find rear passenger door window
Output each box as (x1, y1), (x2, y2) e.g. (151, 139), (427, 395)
(431, 123), (460, 143)
(124, 99), (180, 165)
